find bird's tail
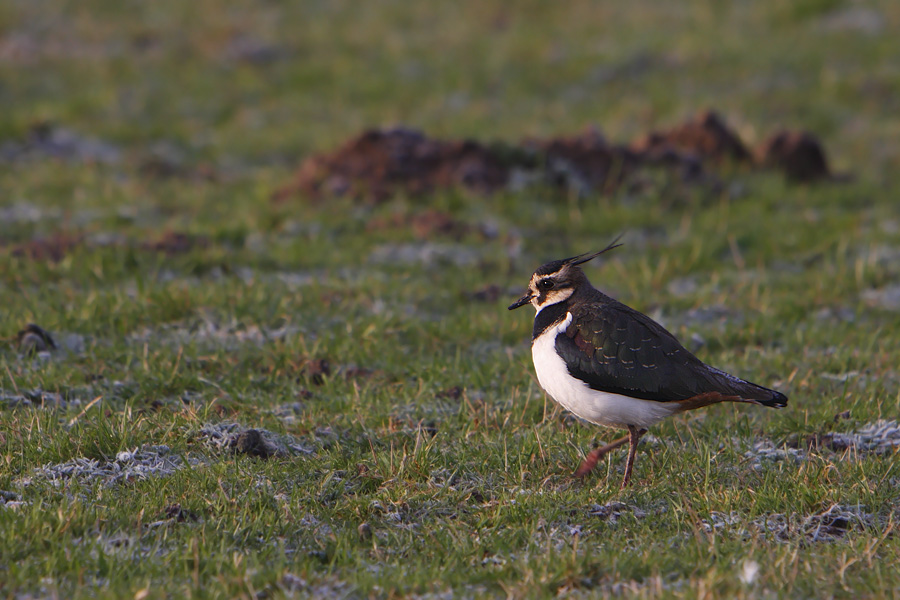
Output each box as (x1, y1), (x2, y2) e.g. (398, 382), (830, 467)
(755, 387), (788, 408)
(707, 367), (788, 408)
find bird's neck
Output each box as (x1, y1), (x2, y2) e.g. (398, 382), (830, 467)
(532, 299), (571, 340)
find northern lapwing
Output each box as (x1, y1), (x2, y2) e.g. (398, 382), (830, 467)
(508, 239), (788, 488)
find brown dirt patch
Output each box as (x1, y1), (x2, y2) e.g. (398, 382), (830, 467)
(755, 130), (832, 182)
(273, 127), (520, 204)
(630, 110), (751, 163)
(275, 111), (839, 203)
(524, 127), (643, 194)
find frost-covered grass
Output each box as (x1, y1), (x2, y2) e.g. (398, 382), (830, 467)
(2, 0), (900, 598)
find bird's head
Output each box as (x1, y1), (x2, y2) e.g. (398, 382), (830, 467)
(508, 237), (622, 313)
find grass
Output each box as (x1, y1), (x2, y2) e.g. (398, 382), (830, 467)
(2, 0), (900, 598)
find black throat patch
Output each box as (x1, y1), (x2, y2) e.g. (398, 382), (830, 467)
(532, 301), (570, 340)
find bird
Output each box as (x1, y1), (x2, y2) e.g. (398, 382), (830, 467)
(508, 239), (788, 488)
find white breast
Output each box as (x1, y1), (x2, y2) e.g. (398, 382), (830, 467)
(531, 313), (678, 429)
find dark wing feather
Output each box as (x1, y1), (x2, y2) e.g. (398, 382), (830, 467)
(557, 300), (787, 406)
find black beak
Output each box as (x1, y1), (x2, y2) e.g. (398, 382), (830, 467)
(508, 293), (533, 310)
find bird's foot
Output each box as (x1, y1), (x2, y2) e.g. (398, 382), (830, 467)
(573, 434), (631, 478)
(574, 449), (603, 478)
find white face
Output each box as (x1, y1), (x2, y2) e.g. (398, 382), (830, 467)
(528, 274), (575, 312)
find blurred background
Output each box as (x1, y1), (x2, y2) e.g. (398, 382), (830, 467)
(2, 0), (898, 176)
(2, 1), (900, 597)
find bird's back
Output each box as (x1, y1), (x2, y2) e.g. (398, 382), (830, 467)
(558, 290), (788, 408)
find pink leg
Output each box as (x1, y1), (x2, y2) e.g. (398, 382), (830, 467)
(620, 425), (647, 488)
(574, 434), (630, 478)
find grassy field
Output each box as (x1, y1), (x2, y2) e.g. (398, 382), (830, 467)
(2, 0), (900, 598)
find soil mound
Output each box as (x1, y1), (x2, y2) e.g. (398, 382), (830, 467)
(274, 127), (521, 203)
(275, 111), (839, 203)
(755, 130), (831, 182)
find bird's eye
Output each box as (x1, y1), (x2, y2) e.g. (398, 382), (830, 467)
(539, 279), (554, 290)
